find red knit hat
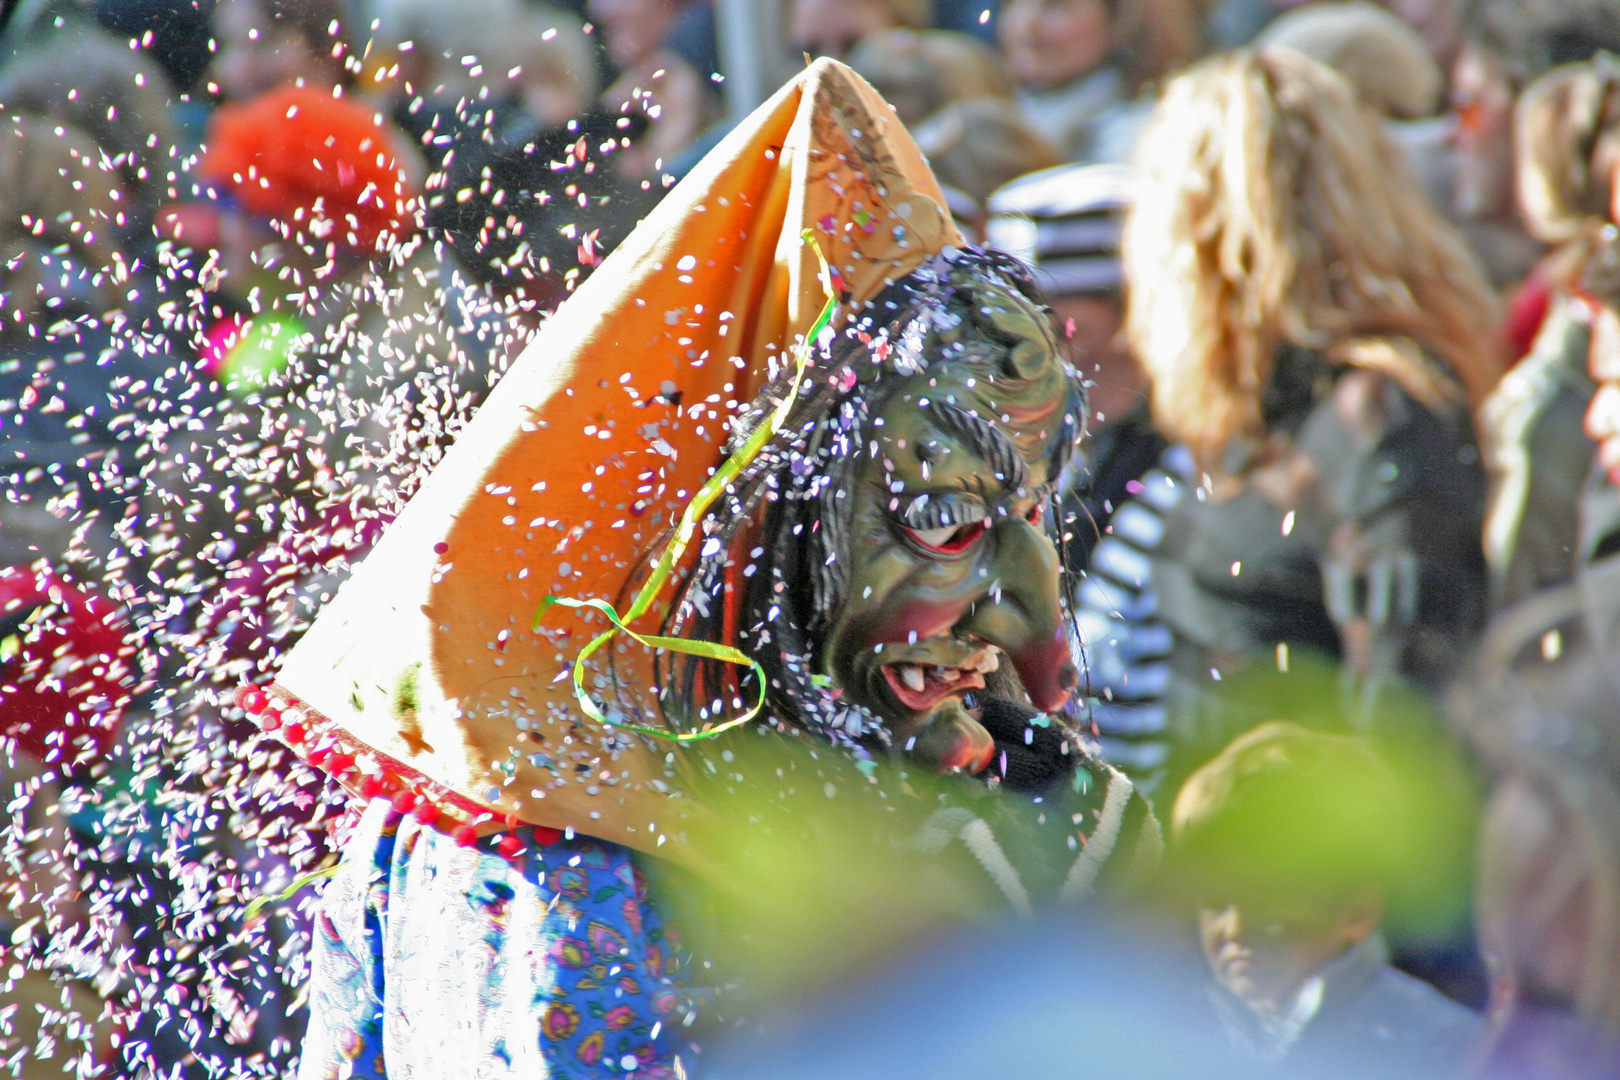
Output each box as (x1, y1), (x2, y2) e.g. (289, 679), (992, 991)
(200, 86), (419, 253)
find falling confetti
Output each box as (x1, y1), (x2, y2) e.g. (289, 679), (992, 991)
(0, 8), (654, 1075)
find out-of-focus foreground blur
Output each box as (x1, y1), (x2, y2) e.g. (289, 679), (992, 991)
(2, 0), (1620, 1077)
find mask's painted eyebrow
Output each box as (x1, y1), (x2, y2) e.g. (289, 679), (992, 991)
(926, 399), (1029, 490)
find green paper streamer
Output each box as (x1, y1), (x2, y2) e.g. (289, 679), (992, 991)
(536, 232), (838, 743)
(222, 313), (306, 395)
(243, 862), (340, 922)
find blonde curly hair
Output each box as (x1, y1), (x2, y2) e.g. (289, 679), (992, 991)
(1123, 49), (1503, 463)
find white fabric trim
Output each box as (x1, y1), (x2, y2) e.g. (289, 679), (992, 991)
(959, 816), (1033, 917)
(1060, 765), (1133, 902)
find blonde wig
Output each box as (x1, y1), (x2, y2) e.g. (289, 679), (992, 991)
(1123, 49), (1504, 463)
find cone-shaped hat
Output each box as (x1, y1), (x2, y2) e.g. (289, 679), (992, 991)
(258, 59), (962, 864)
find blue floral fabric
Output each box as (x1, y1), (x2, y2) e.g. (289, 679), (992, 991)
(297, 799), (698, 1079)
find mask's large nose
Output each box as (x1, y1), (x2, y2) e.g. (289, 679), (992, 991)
(957, 515), (1078, 713)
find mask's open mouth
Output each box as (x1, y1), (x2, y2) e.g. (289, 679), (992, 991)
(880, 658), (991, 714)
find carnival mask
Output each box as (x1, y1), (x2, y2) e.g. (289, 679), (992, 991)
(817, 272), (1082, 773)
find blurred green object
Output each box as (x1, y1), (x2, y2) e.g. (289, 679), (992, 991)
(1158, 658), (1481, 944)
(654, 726), (1150, 1009)
(220, 313), (307, 395)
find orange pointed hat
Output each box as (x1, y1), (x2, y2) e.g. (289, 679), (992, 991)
(259, 59), (963, 865)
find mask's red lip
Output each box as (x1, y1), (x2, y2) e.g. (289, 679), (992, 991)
(881, 663), (987, 714)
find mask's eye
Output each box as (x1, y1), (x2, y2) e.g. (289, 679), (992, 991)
(902, 520), (987, 555)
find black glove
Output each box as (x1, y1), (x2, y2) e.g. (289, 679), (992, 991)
(976, 694), (1078, 795)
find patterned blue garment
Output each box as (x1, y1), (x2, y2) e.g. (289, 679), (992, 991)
(297, 799), (698, 1080)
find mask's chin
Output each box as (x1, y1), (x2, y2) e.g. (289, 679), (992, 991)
(902, 696), (996, 774)
(835, 644), (1005, 774)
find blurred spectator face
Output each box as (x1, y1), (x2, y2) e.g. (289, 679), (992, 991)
(589, 0), (682, 71)
(999, 0), (1115, 92)
(213, 0), (333, 99)
(791, 0), (896, 62)
(520, 68), (590, 130)
(1051, 294), (1141, 423)
(1449, 41), (1516, 220)
(1198, 893), (1382, 1013)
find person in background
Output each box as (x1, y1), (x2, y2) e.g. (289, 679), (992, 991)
(1479, 59), (1620, 615)
(0, 118), (130, 563)
(1576, 199), (1620, 560)
(1448, 0), (1620, 289)
(183, 85), (513, 681)
(1445, 69), (1620, 1070)
(1453, 579), (1620, 1079)
(0, 38), (205, 641)
(0, 24), (178, 257)
(846, 26), (1013, 126)
(590, 0), (721, 181)
(789, 0), (932, 63)
(366, 0), (633, 310)
(1256, 0), (1455, 217)
(983, 167), (1155, 522)
(209, 0), (355, 101)
(997, 0), (1200, 164)
(0, 57), (217, 1074)
(1095, 48), (1501, 789)
(0, 110), (145, 720)
(1169, 721), (1481, 1071)
(985, 163), (1169, 780)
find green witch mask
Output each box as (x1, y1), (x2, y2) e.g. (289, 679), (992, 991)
(658, 247), (1086, 774)
(822, 356), (1076, 771)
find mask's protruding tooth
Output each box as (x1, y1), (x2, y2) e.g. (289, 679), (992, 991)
(900, 665), (926, 693)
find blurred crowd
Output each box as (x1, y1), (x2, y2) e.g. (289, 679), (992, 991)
(3, 0), (1620, 1077)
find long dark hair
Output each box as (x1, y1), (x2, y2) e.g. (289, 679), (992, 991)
(622, 247), (1089, 750)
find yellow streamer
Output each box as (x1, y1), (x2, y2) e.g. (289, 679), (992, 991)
(243, 862), (340, 922)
